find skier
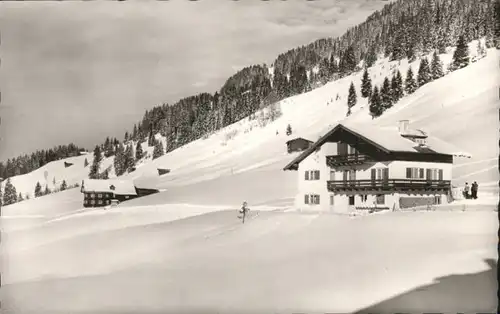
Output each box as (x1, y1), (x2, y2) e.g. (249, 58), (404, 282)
(471, 181), (478, 199)
(239, 201), (250, 224)
(463, 182), (470, 199)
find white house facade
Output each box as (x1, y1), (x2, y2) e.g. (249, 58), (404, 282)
(285, 120), (467, 213)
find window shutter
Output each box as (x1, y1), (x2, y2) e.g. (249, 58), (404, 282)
(426, 169), (432, 181)
(438, 169), (443, 180)
(406, 168), (411, 179)
(304, 195), (309, 204)
(316, 195), (320, 204)
(305, 171), (309, 180)
(315, 170), (320, 180)
(371, 169), (376, 181)
(343, 170), (348, 182)
(419, 168), (424, 179)
(383, 168), (389, 181)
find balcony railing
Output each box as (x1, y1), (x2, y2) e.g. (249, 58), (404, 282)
(327, 179), (451, 192)
(326, 154), (372, 167)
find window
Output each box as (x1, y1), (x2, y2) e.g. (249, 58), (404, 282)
(305, 170), (320, 181)
(91, 193), (96, 199)
(406, 167), (425, 179)
(312, 195), (320, 204)
(98, 194), (102, 199)
(125, 196), (130, 199)
(344, 170), (356, 181)
(360, 195), (368, 203)
(91, 200), (95, 205)
(330, 170), (335, 181)
(434, 195), (441, 205)
(330, 195), (334, 205)
(349, 196), (355, 205)
(106, 200), (110, 205)
(98, 200), (103, 205)
(426, 168), (443, 180)
(376, 194), (385, 205)
(304, 194), (320, 205)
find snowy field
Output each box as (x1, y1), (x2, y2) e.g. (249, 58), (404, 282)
(1, 209), (497, 313)
(1, 44), (498, 313)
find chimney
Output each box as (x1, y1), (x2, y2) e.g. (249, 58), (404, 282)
(398, 120), (409, 134)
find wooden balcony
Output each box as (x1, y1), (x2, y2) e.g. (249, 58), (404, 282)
(326, 154), (372, 167)
(327, 179), (451, 193)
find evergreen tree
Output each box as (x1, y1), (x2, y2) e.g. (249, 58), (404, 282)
(392, 70), (404, 101)
(360, 68), (372, 98)
(18, 192), (23, 202)
(124, 131), (129, 143)
(342, 46), (357, 73)
(273, 67), (289, 100)
(364, 46), (377, 68)
(329, 54), (339, 77)
(380, 78), (393, 110)
(114, 144), (125, 176)
(34, 181), (42, 197)
(84, 158), (89, 167)
(369, 86), (383, 118)
(124, 144), (135, 173)
(476, 41), (486, 58)
(60, 180), (67, 191)
(347, 82), (357, 110)
(405, 66), (417, 94)
(286, 124), (292, 136)
(132, 124), (138, 140)
(135, 141), (144, 161)
(153, 140), (165, 160)
(44, 185), (51, 196)
(88, 145), (102, 179)
(100, 167), (110, 179)
(104, 137), (114, 157)
(3, 178), (17, 205)
(289, 65), (308, 95)
(452, 35), (470, 70)
(430, 50), (444, 80)
(317, 58), (331, 84)
(417, 57), (432, 87)
(148, 128), (154, 147)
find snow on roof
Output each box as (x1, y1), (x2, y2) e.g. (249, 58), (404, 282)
(424, 136), (472, 158)
(284, 122), (470, 170)
(343, 123), (418, 152)
(82, 179), (137, 195)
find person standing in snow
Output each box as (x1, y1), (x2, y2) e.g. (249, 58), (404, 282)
(239, 201), (250, 224)
(471, 181), (478, 199)
(463, 182), (470, 199)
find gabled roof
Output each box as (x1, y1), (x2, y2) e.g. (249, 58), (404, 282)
(283, 122), (469, 171)
(286, 137), (314, 145)
(82, 179), (137, 195)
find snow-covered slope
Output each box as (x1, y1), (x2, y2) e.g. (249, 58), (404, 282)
(2, 41), (498, 209)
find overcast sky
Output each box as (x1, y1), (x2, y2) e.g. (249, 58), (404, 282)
(0, 0), (390, 161)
